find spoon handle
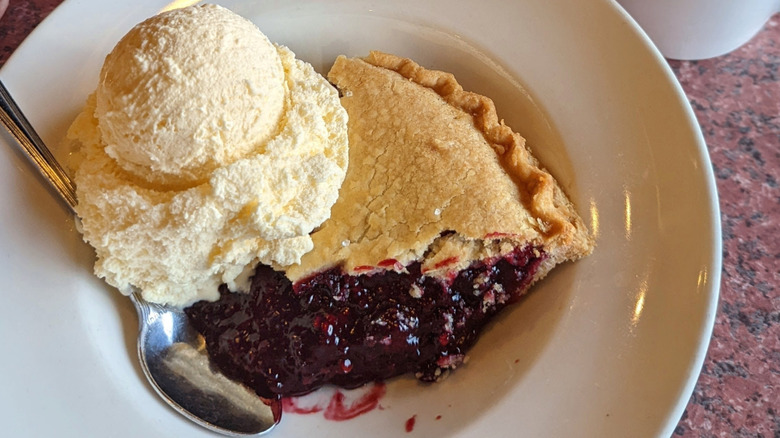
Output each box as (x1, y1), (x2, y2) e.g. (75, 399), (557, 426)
(0, 80), (78, 214)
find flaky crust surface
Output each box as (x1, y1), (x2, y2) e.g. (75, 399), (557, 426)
(285, 51), (593, 281)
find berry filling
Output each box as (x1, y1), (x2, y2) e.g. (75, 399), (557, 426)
(185, 244), (546, 398)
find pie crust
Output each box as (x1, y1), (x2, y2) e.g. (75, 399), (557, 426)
(286, 51), (593, 282)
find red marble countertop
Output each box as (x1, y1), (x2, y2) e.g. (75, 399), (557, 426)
(1, 1), (777, 436)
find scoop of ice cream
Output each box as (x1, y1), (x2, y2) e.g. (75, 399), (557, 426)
(96, 4), (286, 187)
(69, 5), (349, 307)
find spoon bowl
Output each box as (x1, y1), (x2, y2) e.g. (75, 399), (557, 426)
(0, 80), (281, 436)
(132, 292), (282, 435)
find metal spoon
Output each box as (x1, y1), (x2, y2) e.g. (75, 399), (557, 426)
(0, 80), (281, 436)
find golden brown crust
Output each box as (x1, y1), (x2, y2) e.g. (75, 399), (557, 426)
(284, 52), (593, 281)
(363, 52), (593, 258)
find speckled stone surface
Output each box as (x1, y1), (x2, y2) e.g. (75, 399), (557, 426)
(0, 0), (56, 65)
(1, 1), (778, 437)
(668, 15), (780, 438)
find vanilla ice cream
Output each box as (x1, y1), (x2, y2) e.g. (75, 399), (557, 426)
(68, 4), (348, 306)
(96, 5), (286, 188)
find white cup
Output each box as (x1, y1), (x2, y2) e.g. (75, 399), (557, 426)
(616, 0), (780, 60)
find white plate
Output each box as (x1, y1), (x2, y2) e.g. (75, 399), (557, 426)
(0, 0), (721, 436)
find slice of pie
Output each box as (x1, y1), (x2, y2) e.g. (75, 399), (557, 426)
(186, 51), (594, 398)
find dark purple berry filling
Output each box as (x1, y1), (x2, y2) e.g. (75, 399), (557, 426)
(185, 244), (545, 398)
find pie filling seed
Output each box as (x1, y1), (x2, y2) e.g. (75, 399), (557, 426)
(185, 244), (545, 398)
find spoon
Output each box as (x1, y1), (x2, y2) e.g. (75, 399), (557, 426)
(0, 80), (281, 436)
